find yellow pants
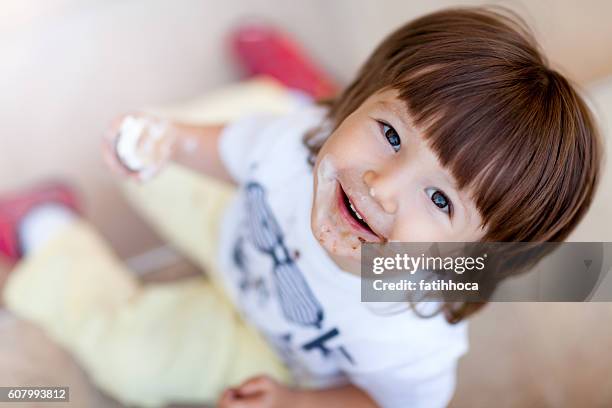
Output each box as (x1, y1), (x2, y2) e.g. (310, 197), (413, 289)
(2, 79), (296, 407)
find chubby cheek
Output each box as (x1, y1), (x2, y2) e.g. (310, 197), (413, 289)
(391, 213), (473, 242)
(323, 121), (380, 164)
(311, 154), (363, 260)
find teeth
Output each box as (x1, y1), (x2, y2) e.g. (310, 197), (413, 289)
(349, 201), (364, 220)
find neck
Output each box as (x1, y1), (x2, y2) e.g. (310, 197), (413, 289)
(326, 251), (362, 276)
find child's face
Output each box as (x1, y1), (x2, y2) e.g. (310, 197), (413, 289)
(311, 89), (486, 270)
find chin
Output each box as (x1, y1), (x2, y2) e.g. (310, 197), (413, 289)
(311, 194), (363, 261)
(316, 223), (362, 259)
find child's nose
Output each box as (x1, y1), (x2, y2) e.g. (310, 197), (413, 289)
(363, 170), (398, 214)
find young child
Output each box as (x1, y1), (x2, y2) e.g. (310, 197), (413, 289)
(1, 7), (601, 408)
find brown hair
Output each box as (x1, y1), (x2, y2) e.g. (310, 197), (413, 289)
(304, 7), (602, 322)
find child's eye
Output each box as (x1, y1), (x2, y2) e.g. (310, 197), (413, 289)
(426, 187), (452, 217)
(379, 122), (401, 152)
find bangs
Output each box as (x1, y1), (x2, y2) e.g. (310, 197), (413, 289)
(395, 61), (568, 240)
(326, 6), (600, 242)
(392, 46), (597, 241)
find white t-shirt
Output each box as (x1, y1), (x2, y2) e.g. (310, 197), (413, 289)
(217, 105), (468, 408)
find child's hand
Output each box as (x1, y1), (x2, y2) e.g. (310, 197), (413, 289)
(102, 113), (175, 182)
(217, 375), (297, 408)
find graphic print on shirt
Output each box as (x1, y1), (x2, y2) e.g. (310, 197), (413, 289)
(244, 181), (324, 328)
(231, 181), (355, 369)
(232, 236), (270, 305)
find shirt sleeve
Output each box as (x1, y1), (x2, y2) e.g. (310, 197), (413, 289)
(217, 113), (281, 183)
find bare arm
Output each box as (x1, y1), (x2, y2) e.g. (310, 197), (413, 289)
(168, 121), (236, 185)
(103, 113), (236, 185)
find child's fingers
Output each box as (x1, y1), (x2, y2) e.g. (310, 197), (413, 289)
(236, 375), (275, 396)
(101, 112), (156, 182)
(217, 388), (238, 407)
(102, 112), (174, 183)
(218, 388), (264, 408)
(100, 137), (138, 179)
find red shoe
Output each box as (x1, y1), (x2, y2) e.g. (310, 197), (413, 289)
(230, 23), (338, 100)
(0, 181), (80, 262)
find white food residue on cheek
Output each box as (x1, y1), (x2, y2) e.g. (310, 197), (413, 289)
(317, 154), (338, 184)
(313, 155), (362, 258)
(314, 154), (338, 227)
(313, 155), (338, 245)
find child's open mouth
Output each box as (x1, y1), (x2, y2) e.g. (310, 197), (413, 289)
(336, 182), (382, 242)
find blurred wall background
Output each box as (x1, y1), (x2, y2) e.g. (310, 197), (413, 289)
(1, 0), (612, 257)
(1, 1), (612, 407)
